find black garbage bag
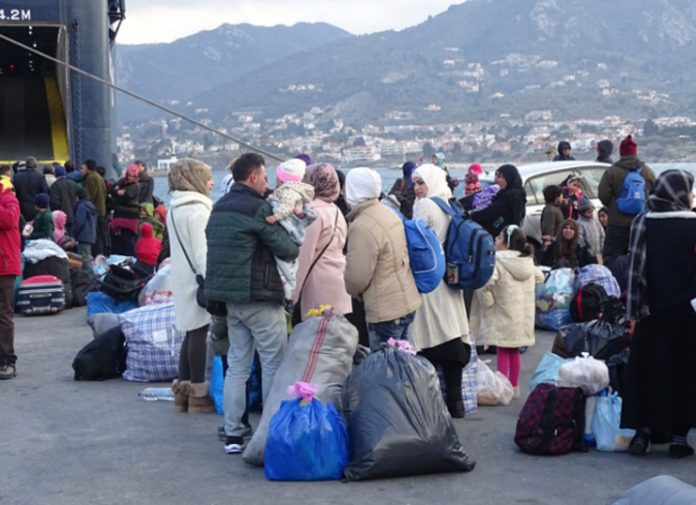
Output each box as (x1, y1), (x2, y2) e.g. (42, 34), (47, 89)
(343, 346), (475, 481)
(100, 263), (151, 300)
(606, 349), (630, 397)
(72, 326), (126, 381)
(552, 319), (629, 360)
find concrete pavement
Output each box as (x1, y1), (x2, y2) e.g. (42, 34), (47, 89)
(1, 307), (694, 505)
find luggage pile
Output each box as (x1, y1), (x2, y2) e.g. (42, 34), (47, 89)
(238, 309), (476, 481)
(516, 291), (633, 455)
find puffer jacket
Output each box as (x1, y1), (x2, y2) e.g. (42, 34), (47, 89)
(0, 189), (22, 276)
(205, 183), (299, 304)
(470, 250), (543, 348)
(72, 199), (97, 245)
(598, 156), (656, 227)
(344, 199), (421, 323)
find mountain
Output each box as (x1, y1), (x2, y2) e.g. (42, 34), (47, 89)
(114, 22), (352, 123)
(186, 0), (696, 125)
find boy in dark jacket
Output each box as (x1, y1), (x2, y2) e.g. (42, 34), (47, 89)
(27, 193), (54, 240)
(72, 189), (97, 271)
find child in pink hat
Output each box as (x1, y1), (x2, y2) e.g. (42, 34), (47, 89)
(465, 163), (484, 196)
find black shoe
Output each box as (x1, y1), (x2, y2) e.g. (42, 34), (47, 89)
(0, 362), (15, 380)
(668, 444), (694, 459)
(629, 429), (651, 456)
(446, 399), (466, 419)
(224, 436), (246, 454)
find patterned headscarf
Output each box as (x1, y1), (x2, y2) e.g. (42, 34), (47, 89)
(167, 158), (212, 195)
(627, 169), (695, 321)
(304, 163), (340, 203)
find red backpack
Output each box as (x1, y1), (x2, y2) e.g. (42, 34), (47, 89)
(514, 383), (585, 455)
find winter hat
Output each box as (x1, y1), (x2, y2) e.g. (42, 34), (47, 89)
(126, 164), (140, 177)
(619, 135), (638, 157)
(55, 166), (66, 177)
(467, 163), (484, 175)
(276, 159), (307, 183)
(294, 153), (313, 166)
(345, 167), (382, 208)
(34, 192), (49, 209)
(577, 195), (594, 212)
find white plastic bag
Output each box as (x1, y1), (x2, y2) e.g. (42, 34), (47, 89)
(557, 352), (609, 395)
(592, 392), (635, 451)
(138, 261), (173, 306)
(476, 359), (513, 406)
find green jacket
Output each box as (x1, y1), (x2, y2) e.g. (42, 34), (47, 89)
(205, 183), (299, 304)
(83, 171), (106, 217)
(29, 210), (54, 240)
(598, 156), (656, 228)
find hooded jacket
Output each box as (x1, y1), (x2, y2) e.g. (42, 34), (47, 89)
(135, 222), (162, 267)
(553, 141), (575, 161)
(470, 250), (543, 347)
(72, 198), (97, 244)
(597, 156), (656, 227)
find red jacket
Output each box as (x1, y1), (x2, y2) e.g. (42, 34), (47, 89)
(135, 222), (162, 267)
(0, 189), (22, 276)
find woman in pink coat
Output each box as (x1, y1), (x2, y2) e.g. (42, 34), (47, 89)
(292, 163), (352, 320)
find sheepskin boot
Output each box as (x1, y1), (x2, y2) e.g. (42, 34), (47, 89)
(189, 381), (215, 414)
(172, 379), (191, 413)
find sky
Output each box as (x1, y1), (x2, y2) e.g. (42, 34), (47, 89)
(117, 0), (461, 45)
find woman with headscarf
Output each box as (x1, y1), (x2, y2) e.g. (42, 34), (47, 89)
(167, 158), (215, 414)
(109, 164), (141, 256)
(343, 167), (421, 350)
(541, 219), (596, 269)
(409, 163), (472, 418)
(291, 163), (352, 320)
(388, 161), (417, 219)
(622, 170), (696, 459)
(471, 164), (527, 237)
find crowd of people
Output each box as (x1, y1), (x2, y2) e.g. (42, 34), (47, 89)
(1, 135), (694, 461)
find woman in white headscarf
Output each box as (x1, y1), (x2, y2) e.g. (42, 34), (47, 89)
(410, 163), (472, 418)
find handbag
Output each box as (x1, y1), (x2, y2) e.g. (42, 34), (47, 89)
(292, 209), (340, 325)
(169, 207), (208, 309)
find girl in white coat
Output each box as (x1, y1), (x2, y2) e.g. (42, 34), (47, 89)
(470, 225), (543, 394)
(410, 164), (472, 418)
(167, 159), (214, 413)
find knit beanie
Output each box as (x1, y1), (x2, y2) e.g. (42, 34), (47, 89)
(276, 159), (307, 183)
(619, 135), (638, 157)
(467, 163), (483, 176)
(35, 192), (50, 209)
(55, 166), (66, 177)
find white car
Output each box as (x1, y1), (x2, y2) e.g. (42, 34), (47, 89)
(475, 160), (610, 248)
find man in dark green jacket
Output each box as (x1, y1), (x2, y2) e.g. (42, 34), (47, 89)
(205, 153), (299, 455)
(598, 135), (656, 266)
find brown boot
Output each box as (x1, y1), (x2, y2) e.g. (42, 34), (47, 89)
(189, 381), (215, 414)
(172, 379), (191, 413)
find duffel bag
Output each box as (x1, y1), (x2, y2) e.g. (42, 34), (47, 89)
(72, 326), (127, 381)
(16, 275), (65, 315)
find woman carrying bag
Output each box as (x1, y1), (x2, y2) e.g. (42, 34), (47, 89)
(167, 159), (215, 414)
(291, 163), (351, 322)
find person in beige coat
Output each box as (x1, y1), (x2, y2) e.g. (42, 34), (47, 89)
(470, 225), (544, 394)
(167, 159), (215, 414)
(344, 167), (421, 350)
(410, 164), (473, 418)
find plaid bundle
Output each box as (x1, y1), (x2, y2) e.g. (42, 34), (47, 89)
(118, 303), (185, 382)
(437, 345), (479, 415)
(574, 264), (620, 298)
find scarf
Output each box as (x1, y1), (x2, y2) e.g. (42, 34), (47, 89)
(305, 163), (340, 203)
(627, 169), (695, 321)
(413, 163), (452, 200)
(345, 167), (381, 208)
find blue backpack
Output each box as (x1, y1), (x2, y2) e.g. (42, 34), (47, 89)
(391, 208), (445, 293)
(616, 167), (645, 215)
(432, 197), (496, 290)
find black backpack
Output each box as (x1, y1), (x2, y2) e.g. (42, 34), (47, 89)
(570, 283), (608, 322)
(72, 326), (127, 381)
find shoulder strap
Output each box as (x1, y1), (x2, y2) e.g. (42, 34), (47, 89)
(431, 196), (457, 218)
(169, 208), (198, 277)
(296, 209), (340, 298)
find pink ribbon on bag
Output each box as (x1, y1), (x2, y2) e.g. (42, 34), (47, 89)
(387, 338), (417, 355)
(287, 381), (319, 404)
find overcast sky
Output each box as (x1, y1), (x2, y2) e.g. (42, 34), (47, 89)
(118, 0), (461, 44)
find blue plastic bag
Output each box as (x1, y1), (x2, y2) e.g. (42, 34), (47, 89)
(592, 392), (635, 451)
(529, 352), (571, 391)
(535, 267), (575, 330)
(86, 291), (138, 319)
(264, 397), (349, 481)
(210, 356), (224, 415)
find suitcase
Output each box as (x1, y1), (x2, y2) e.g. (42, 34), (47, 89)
(16, 275), (66, 315)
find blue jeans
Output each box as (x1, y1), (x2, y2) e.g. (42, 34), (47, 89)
(367, 312), (415, 351)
